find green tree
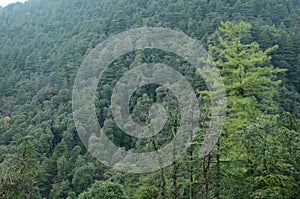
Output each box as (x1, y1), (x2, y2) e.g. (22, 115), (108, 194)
(207, 21), (286, 198)
(209, 21), (285, 130)
(72, 163), (96, 194)
(0, 136), (43, 199)
(243, 115), (297, 198)
(78, 181), (127, 199)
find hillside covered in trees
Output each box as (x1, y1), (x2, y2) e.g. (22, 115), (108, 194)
(0, 0), (299, 198)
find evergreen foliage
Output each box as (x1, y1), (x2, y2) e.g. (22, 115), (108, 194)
(0, 0), (299, 198)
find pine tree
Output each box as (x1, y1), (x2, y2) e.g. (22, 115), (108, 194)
(0, 136), (43, 199)
(206, 21), (286, 198)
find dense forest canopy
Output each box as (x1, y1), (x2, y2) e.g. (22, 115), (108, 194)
(0, 0), (299, 198)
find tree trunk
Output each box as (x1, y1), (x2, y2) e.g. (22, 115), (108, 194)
(161, 168), (166, 199)
(173, 158), (178, 199)
(172, 113), (179, 199)
(151, 139), (165, 199)
(189, 142), (193, 199)
(203, 153), (211, 199)
(216, 140), (221, 199)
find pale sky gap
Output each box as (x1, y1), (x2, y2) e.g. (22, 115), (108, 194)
(0, 0), (28, 7)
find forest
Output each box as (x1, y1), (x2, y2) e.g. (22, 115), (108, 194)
(0, 0), (299, 198)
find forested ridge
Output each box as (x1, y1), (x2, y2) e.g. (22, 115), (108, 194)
(0, 0), (299, 198)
